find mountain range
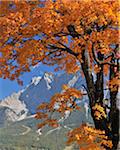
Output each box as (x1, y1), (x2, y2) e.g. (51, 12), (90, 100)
(0, 72), (93, 150)
(0, 72), (87, 123)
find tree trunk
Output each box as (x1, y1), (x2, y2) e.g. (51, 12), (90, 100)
(81, 50), (119, 149)
(109, 57), (119, 150)
(110, 108), (119, 150)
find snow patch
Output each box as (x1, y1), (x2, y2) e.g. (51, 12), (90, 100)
(31, 76), (42, 86)
(0, 92), (28, 122)
(44, 72), (54, 90)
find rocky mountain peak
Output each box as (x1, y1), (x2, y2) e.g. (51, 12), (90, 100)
(43, 72), (54, 90)
(0, 72), (86, 124)
(0, 92), (28, 122)
(31, 76), (42, 86)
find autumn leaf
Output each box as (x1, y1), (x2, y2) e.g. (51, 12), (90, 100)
(92, 104), (107, 120)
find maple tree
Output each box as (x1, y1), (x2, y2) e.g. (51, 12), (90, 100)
(0, 0), (119, 149)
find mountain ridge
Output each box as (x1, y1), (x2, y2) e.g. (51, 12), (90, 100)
(0, 72), (86, 124)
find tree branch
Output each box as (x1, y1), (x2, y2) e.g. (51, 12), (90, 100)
(81, 49), (96, 106)
(92, 43), (118, 67)
(48, 42), (79, 58)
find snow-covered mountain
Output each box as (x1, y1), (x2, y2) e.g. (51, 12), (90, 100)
(0, 92), (28, 123)
(19, 72), (86, 114)
(0, 72), (86, 124)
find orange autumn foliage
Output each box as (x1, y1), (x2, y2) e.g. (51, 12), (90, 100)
(0, 0), (119, 149)
(66, 124), (112, 150)
(0, 0), (119, 80)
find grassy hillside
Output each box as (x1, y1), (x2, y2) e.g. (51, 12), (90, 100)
(0, 107), (93, 150)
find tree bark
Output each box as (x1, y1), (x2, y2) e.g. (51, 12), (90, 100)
(81, 50), (109, 133)
(95, 52), (104, 103)
(81, 50), (119, 150)
(109, 57), (119, 150)
(66, 25), (119, 149)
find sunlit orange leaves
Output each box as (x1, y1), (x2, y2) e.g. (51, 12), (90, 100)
(37, 119), (59, 129)
(67, 124), (112, 150)
(64, 55), (80, 74)
(0, 0), (119, 80)
(92, 104), (107, 120)
(37, 102), (49, 111)
(36, 86), (82, 129)
(108, 75), (120, 92)
(35, 112), (48, 120)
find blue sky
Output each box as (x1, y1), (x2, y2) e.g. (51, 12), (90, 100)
(0, 35), (60, 100)
(0, 64), (56, 100)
